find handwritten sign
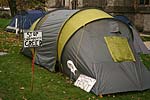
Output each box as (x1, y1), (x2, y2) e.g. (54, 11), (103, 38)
(74, 74), (96, 92)
(24, 31), (42, 48)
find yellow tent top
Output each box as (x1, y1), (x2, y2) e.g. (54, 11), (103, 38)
(29, 18), (41, 31)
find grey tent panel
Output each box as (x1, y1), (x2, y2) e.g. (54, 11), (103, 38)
(61, 19), (150, 95)
(131, 26), (150, 54)
(114, 15), (150, 54)
(34, 10), (79, 71)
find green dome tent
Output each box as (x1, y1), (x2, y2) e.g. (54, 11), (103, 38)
(22, 9), (150, 95)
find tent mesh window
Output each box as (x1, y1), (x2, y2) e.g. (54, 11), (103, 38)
(104, 36), (136, 62)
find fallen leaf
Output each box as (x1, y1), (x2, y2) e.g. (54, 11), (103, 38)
(20, 87), (25, 90)
(137, 97), (141, 100)
(113, 95), (115, 98)
(57, 81), (60, 83)
(3, 49), (8, 52)
(107, 94), (111, 97)
(131, 96), (134, 99)
(63, 91), (66, 94)
(88, 97), (91, 100)
(22, 96), (27, 100)
(99, 94), (103, 98)
(92, 96), (95, 99)
(65, 76), (69, 80)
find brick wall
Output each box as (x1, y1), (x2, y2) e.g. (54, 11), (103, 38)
(144, 14), (150, 32)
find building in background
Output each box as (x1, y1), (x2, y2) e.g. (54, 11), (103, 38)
(46, 0), (150, 33)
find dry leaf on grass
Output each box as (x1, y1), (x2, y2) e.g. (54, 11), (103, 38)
(22, 96), (27, 100)
(20, 87), (25, 90)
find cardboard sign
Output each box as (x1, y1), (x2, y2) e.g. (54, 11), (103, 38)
(74, 74), (96, 92)
(24, 31), (42, 48)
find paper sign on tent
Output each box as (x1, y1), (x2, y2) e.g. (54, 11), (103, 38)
(24, 31), (42, 48)
(74, 74), (96, 92)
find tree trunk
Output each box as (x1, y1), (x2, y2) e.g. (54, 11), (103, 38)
(7, 0), (17, 16)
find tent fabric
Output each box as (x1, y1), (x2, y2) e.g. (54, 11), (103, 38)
(57, 9), (113, 61)
(6, 10), (46, 32)
(30, 18), (41, 31)
(114, 15), (133, 26)
(60, 18), (150, 95)
(114, 15), (150, 54)
(22, 9), (150, 95)
(131, 26), (150, 54)
(30, 10), (79, 71)
(104, 36), (136, 62)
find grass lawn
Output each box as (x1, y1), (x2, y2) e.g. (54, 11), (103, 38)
(0, 18), (11, 29)
(141, 36), (150, 42)
(0, 19), (150, 100)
